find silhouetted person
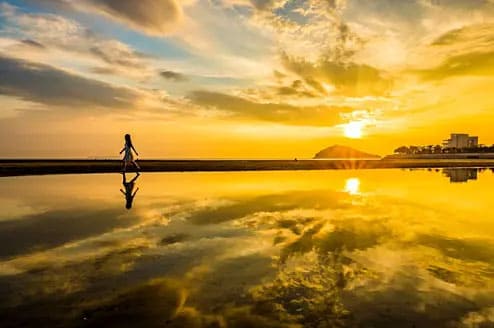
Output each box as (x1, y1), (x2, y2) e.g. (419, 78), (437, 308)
(121, 172), (140, 209)
(120, 134), (140, 172)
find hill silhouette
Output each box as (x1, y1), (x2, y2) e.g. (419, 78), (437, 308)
(313, 145), (380, 159)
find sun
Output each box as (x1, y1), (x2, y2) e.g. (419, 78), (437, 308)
(343, 121), (364, 139)
(344, 178), (360, 195)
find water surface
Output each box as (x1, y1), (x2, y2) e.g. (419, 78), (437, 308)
(1, 169), (494, 327)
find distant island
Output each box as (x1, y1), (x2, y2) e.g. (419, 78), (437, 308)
(313, 145), (380, 159)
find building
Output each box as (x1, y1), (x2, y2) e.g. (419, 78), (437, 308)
(442, 133), (478, 149)
(442, 168), (478, 183)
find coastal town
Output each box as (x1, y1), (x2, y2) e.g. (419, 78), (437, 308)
(390, 133), (494, 157)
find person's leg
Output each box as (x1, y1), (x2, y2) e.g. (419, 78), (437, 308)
(133, 160), (141, 170)
(123, 161), (128, 172)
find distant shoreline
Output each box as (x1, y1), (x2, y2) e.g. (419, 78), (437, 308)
(1, 159), (494, 177)
(384, 153), (494, 160)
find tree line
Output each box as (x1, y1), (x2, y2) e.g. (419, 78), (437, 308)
(394, 145), (494, 155)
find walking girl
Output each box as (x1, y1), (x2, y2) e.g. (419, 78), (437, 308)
(120, 134), (140, 172)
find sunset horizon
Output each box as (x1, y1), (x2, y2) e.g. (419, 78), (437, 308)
(4, 2), (494, 327)
(2, 1), (494, 159)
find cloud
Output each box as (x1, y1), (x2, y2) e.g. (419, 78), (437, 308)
(431, 23), (494, 48)
(41, 0), (184, 35)
(409, 23), (494, 80)
(415, 24), (494, 80)
(189, 90), (352, 126)
(248, 0), (286, 11)
(418, 51), (494, 80)
(89, 42), (148, 70)
(19, 39), (45, 49)
(245, 0), (358, 60)
(0, 55), (138, 109)
(281, 53), (393, 96)
(160, 70), (188, 82)
(1, 5), (154, 79)
(88, 0), (183, 35)
(423, 0), (494, 11)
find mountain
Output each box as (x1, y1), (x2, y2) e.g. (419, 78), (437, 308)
(313, 145), (380, 159)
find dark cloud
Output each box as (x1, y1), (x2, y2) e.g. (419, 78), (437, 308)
(185, 190), (349, 225)
(249, 0), (281, 11)
(89, 45), (147, 69)
(86, 0), (183, 35)
(281, 53), (393, 97)
(418, 51), (494, 80)
(276, 86), (298, 96)
(160, 70), (188, 82)
(19, 39), (45, 49)
(189, 90), (352, 126)
(274, 79), (318, 98)
(84, 279), (187, 327)
(0, 55), (138, 109)
(416, 233), (494, 263)
(90, 66), (119, 75)
(35, 0), (183, 35)
(0, 207), (138, 259)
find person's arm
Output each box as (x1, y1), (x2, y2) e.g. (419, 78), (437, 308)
(132, 187), (139, 197)
(131, 145), (139, 156)
(119, 146), (125, 154)
(120, 189), (126, 196)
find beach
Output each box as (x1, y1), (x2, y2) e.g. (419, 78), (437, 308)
(2, 159), (494, 176)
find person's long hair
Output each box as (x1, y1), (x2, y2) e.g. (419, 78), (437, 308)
(124, 134), (133, 148)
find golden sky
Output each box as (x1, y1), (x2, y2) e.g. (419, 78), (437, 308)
(1, 0), (494, 158)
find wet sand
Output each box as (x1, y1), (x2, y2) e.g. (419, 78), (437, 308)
(1, 159), (494, 176)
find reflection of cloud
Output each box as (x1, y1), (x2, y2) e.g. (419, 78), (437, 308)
(2, 172), (494, 327)
(251, 251), (351, 327)
(185, 190), (351, 225)
(458, 307), (494, 327)
(416, 234), (494, 264)
(85, 278), (187, 326)
(0, 207), (138, 259)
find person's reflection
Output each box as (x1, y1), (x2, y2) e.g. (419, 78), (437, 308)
(121, 172), (140, 209)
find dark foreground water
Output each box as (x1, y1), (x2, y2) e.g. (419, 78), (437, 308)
(1, 168), (494, 327)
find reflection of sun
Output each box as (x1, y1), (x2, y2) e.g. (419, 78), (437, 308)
(343, 121), (363, 139)
(344, 178), (360, 195)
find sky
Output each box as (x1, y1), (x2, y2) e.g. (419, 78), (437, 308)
(1, 0), (494, 158)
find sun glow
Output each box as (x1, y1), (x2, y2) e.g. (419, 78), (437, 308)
(344, 178), (360, 195)
(343, 121), (364, 139)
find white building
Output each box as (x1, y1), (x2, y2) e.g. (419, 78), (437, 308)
(442, 133), (478, 149)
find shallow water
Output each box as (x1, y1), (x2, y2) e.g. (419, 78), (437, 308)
(1, 168), (494, 327)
